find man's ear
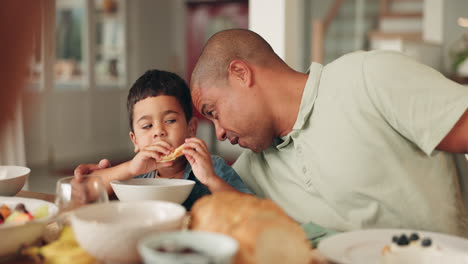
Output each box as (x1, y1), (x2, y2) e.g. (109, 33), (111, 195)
(129, 131), (139, 153)
(187, 117), (198, 137)
(227, 60), (252, 88)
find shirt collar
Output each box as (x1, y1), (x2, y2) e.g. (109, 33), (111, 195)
(275, 62), (323, 149)
(154, 162), (193, 179)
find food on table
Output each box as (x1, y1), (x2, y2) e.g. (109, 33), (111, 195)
(22, 225), (96, 264)
(33, 203), (49, 219)
(154, 243), (213, 262)
(381, 232), (468, 264)
(155, 245), (199, 254)
(159, 144), (185, 162)
(0, 204), (12, 221)
(0, 203), (48, 224)
(190, 192), (314, 264)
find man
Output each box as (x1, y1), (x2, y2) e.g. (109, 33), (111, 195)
(77, 29), (468, 236)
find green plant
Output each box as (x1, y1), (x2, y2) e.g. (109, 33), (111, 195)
(452, 49), (468, 73)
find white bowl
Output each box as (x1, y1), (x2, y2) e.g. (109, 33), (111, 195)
(70, 200), (186, 263)
(0, 196), (58, 257)
(110, 178), (195, 204)
(0, 166), (30, 196)
(138, 231), (238, 264)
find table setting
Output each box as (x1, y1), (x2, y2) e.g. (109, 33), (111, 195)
(0, 166), (244, 264)
(2, 165), (468, 264)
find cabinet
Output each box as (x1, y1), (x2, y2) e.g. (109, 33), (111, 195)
(52, 0), (128, 89)
(94, 0), (127, 88)
(24, 0), (131, 166)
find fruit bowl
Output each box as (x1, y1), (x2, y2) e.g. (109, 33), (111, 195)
(0, 196), (58, 257)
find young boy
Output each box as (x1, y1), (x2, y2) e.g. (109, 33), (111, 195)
(90, 69), (252, 209)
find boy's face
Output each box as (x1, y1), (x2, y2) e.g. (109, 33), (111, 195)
(130, 95), (197, 152)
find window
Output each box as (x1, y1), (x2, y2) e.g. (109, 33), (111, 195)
(94, 0), (126, 88)
(28, 0), (127, 91)
(55, 0), (85, 89)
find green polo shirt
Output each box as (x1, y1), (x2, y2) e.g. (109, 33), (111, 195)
(233, 50), (468, 236)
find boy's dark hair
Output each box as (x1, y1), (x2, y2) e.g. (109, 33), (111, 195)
(127, 69), (193, 131)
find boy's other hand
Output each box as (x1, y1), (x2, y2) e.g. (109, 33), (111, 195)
(183, 137), (216, 185)
(74, 159), (111, 182)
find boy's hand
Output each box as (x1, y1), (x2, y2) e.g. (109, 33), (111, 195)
(128, 141), (174, 176)
(183, 137), (217, 185)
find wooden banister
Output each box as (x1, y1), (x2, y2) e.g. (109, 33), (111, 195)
(311, 0), (346, 63)
(324, 0), (346, 30)
(380, 0), (390, 17)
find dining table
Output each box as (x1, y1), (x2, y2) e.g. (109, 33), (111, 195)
(16, 190), (55, 203)
(5, 190), (332, 264)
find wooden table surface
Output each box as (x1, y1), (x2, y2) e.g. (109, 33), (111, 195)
(16, 190), (55, 203)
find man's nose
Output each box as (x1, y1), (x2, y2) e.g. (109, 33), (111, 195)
(214, 122), (227, 141)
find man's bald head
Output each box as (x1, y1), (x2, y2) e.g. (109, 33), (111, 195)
(191, 29), (285, 90)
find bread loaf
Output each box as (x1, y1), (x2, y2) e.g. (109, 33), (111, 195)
(190, 192), (314, 264)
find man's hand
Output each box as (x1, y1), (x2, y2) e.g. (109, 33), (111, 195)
(68, 175), (109, 211)
(74, 159), (111, 182)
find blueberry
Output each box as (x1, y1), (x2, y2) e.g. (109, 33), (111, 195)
(396, 234), (409, 246)
(392, 235), (399, 243)
(409, 233), (419, 241)
(421, 238), (432, 247)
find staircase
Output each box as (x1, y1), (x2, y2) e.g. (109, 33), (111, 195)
(368, 0), (442, 71)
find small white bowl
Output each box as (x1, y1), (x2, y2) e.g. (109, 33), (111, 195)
(0, 166), (30, 196)
(138, 231), (239, 264)
(110, 178), (195, 204)
(0, 196), (58, 257)
(70, 200), (186, 264)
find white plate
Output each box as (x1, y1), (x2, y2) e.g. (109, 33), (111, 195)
(318, 229), (468, 264)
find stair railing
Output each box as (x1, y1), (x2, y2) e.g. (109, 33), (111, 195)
(311, 0), (346, 63)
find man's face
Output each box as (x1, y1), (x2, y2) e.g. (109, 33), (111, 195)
(191, 80), (275, 153)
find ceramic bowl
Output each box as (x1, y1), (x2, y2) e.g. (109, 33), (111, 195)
(0, 166), (30, 196)
(110, 178), (195, 204)
(70, 200), (186, 263)
(0, 196), (58, 257)
(138, 231), (239, 264)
